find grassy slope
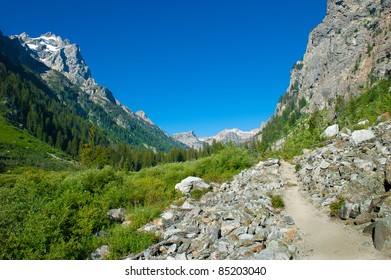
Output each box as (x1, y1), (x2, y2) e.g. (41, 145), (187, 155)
(0, 116), (75, 173)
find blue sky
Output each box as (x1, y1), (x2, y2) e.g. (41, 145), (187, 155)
(1, 0), (327, 136)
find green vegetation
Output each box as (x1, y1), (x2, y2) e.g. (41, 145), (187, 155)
(335, 79), (391, 129)
(0, 116), (75, 172)
(292, 61), (304, 71)
(260, 78), (391, 161)
(270, 194), (285, 209)
(0, 145), (255, 259)
(329, 196), (346, 217)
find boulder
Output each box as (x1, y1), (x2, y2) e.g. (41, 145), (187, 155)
(339, 205), (350, 220)
(175, 176), (210, 194)
(373, 217), (391, 251)
(386, 160), (391, 192)
(107, 208), (126, 222)
(322, 124), (339, 138)
(350, 130), (375, 145)
(353, 213), (377, 225)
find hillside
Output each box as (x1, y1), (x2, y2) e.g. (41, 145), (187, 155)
(0, 116), (74, 173)
(0, 32), (182, 154)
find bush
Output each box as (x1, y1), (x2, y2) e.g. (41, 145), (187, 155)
(270, 194), (285, 209)
(107, 226), (160, 260)
(329, 196), (345, 217)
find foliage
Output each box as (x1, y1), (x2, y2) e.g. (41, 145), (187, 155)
(0, 116), (75, 171)
(269, 194), (285, 209)
(107, 226), (160, 260)
(294, 163), (301, 172)
(335, 79), (391, 129)
(329, 196), (346, 217)
(0, 145), (255, 259)
(261, 78), (391, 161)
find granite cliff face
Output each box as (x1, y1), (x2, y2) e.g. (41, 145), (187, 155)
(276, 0), (391, 115)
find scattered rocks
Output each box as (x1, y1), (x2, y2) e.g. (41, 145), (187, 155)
(126, 159), (299, 260)
(295, 121), (391, 251)
(119, 121), (391, 259)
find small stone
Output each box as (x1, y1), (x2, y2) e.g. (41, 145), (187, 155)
(90, 245), (109, 260)
(319, 160), (331, 169)
(282, 215), (295, 225)
(181, 201), (195, 210)
(221, 221), (241, 236)
(161, 212), (174, 220)
(264, 158), (280, 166)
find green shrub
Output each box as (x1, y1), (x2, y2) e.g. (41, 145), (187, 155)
(329, 196), (345, 217)
(107, 226), (160, 259)
(270, 194), (285, 209)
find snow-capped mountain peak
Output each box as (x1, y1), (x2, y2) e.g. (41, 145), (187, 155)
(15, 32), (91, 86)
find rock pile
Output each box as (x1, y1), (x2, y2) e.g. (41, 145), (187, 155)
(295, 120), (391, 251)
(126, 159), (299, 260)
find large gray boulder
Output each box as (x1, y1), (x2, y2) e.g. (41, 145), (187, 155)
(373, 217), (391, 251)
(174, 176), (210, 194)
(322, 124), (339, 138)
(350, 130), (375, 145)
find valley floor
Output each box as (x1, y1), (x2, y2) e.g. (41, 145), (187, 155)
(281, 161), (390, 259)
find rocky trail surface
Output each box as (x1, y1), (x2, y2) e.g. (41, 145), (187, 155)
(281, 161), (388, 259)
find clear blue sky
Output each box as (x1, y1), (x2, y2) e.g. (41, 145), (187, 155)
(1, 0), (327, 136)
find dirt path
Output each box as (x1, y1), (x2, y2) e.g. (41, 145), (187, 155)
(280, 161), (388, 260)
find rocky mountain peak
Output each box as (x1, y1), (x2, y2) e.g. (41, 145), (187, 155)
(173, 127), (261, 149)
(172, 131), (204, 150)
(15, 32), (91, 86)
(275, 0), (391, 117)
(135, 110), (154, 125)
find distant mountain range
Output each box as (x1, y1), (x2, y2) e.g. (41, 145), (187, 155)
(173, 127), (260, 149)
(0, 31), (183, 152)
